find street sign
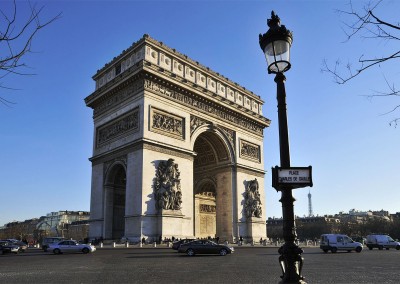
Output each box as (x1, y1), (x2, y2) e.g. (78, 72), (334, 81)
(272, 166), (313, 190)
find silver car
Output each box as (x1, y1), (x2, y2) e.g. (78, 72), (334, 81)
(49, 240), (96, 254)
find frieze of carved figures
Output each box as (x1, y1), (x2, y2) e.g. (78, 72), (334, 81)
(154, 159), (182, 211)
(240, 140), (260, 162)
(152, 110), (183, 138)
(144, 79), (264, 136)
(97, 110), (139, 147)
(244, 178), (262, 218)
(196, 191), (216, 198)
(93, 79), (143, 116)
(200, 204), (216, 213)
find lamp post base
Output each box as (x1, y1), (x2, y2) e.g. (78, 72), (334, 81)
(278, 242), (306, 283)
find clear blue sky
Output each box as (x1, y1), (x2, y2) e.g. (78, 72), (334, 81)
(1, 0), (399, 226)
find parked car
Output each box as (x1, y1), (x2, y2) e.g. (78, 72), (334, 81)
(49, 240), (96, 254)
(320, 234), (363, 253)
(366, 234), (400, 250)
(6, 239), (28, 252)
(0, 241), (20, 254)
(172, 239), (195, 250)
(178, 240), (234, 256)
(42, 237), (65, 252)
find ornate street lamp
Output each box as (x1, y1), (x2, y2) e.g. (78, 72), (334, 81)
(259, 11), (306, 283)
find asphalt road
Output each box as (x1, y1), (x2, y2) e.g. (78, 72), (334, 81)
(1, 246), (399, 283)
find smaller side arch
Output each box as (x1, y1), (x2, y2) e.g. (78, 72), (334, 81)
(104, 161), (127, 186)
(103, 161), (127, 240)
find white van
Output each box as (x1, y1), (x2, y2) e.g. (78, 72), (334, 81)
(320, 234), (363, 253)
(366, 234), (400, 250)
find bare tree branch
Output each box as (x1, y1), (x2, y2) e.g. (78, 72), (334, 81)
(0, 0), (61, 106)
(322, 0), (400, 126)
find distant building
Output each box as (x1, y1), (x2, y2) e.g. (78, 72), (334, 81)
(0, 218), (40, 242)
(66, 220), (90, 241)
(36, 211), (90, 238)
(267, 215), (341, 240)
(0, 211), (90, 242)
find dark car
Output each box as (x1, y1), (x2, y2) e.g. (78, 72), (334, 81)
(6, 239), (28, 252)
(178, 240), (234, 256)
(0, 241), (19, 254)
(172, 239), (195, 250)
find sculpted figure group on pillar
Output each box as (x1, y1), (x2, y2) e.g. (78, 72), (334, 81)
(154, 158), (182, 211)
(244, 178), (262, 218)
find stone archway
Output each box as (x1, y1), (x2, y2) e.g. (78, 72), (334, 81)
(104, 163), (126, 240)
(193, 130), (234, 241)
(86, 35), (270, 243)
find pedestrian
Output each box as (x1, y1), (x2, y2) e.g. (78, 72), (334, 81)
(216, 236), (220, 244)
(142, 237), (146, 245)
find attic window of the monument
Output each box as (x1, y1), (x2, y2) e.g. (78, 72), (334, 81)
(201, 77), (205, 83)
(178, 64), (183, 71)
(151, 51), (157, 58)
(190, 71), (194, 77)
(115, 64), (121, 75)
(165, 58), (170, 65)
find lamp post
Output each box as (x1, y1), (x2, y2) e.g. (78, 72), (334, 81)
(259, 11), (305, 283)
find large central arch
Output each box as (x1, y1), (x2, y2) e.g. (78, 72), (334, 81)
(193, 129), (235, 241)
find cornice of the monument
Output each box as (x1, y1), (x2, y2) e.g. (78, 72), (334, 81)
(92, 34), (263, 103)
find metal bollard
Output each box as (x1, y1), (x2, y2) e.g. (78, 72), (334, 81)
(153, 242), (157, 248)
(100, 242), (103, 248)
(113, 242), (116, 248)
(139, 242), (142, 248)
(125, 242), (129, 248)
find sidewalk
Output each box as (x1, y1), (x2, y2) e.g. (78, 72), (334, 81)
(94, 241), (319, 249)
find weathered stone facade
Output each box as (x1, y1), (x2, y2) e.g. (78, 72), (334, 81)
(85, 35), (270, 243)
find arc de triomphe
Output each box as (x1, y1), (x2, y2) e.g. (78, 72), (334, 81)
(85, 35), (270, 243)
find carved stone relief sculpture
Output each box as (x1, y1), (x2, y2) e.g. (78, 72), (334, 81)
(240, 140), (261, 162)
(154, 158), (182, 211)
(200, 204), (217, 213)
(244, 178), (262, 218)
(150, 107), (184, 139)
(96, 109), (139, 147)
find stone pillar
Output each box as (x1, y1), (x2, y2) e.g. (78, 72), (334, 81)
(247, 217), (265, 242)
(157, 209), (184, 238)
(104, 185), (114, 239)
